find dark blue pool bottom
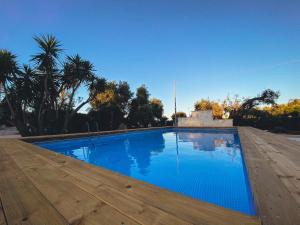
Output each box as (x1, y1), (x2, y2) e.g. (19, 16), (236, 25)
(35, 128), (256, 215)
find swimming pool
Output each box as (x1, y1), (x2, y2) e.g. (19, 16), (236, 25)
(35, 128), (256, 215)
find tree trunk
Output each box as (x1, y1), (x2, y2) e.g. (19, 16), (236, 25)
(3, 85), (32, 136)
(110, 110), (114, 130)
(37, 74), (49, 135)
(3, 85), (16, 119)
(62, 112), (70, 133)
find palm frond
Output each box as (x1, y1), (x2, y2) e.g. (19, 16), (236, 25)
(31, 34), (63, 72)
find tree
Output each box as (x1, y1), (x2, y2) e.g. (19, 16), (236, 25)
(61, 54), (104, 132)
(0, 50), (18, 122)
(90, 81), (132, 130)
(31, 35), (62, 134)
(160, 116), (169, 126)
(1, 35), (167, 135)
(0, 35), (107, 135)
(222, 95), (242, 118)
(194, 99), (212, 111)
(149, 98), (164, 126)
(150, 98), (163, 120)
(0, 101), (11, 125)
(128, 85), (149, 127)
(136, 85), (150, 105)
(285, 99), (300, 117)
(171, 112), (187, 121)
(265, 99), (300, 117)
(128, 85), (164, 127)
(241, 89), (280, 110)
(194, 99), (224, 119)
(0, 50), (33, 135)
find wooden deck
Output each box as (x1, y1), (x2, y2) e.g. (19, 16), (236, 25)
(0, 127), (299, 225)
(238, 127), (300, 225)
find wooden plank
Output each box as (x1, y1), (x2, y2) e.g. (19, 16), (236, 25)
(21, 126), (173, 142)
(21, 126), (235, 143)
(245, 128), (300, 205)
(238, 127), (300, 225)
(0, 198), (7, 225)
(248, 127), (300, 165)
(21, 140), (260, 225)
(1, 141), (141, 225)
(2, 126), (299, 225)
(0, 144), (69, 225)
(5, 141), (191, 225)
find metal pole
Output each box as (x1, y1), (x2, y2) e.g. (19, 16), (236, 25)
(174, 81), (177, 127)
(175, 130), (179, 173)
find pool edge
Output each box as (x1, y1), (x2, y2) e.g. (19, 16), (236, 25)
(0, 127), (262, 225)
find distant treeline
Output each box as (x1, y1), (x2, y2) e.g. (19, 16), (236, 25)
(189, 90), (299, 132)
(0, 35), (171, 136)
(233, 99), (300, 132)
(1, 35), (298, 136)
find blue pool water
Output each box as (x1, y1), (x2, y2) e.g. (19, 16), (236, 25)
(36, 128), (256, 215)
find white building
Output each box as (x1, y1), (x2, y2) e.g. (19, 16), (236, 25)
(177, 110), (233, 127)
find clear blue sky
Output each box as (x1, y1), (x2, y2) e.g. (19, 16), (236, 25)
(1, 0), (299, 117)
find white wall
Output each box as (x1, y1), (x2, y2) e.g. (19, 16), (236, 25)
(178, 110), (233, 127)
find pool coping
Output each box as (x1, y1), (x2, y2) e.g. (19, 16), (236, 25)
(1, 126), (299, 225)
(238, 127), (300, 225)
(20, 126), (236, 142)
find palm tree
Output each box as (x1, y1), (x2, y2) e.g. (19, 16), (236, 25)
(63, 54), (94, 107)
(1, 35), (112, 135)
(31, 34), (62, 134)
(32, 35), (62, 72)
(10, 65), (38, 135)
(0, 51), (35, 135)
(0, 50), (18, 119)
(62, 54), (103, 132)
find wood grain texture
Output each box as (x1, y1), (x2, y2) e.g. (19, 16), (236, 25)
(238, 127), (300, 225)
(0, 143), (69, 225)
(0, 128), (261, 225)
(5, 141), (189, 225)
(0, 198), (7, 225)
(21, 126), (236, 143)
(21, 126), (174, 142)
(23, 141), (259, 225)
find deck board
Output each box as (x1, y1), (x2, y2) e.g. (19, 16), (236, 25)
(5, 141), (189, 225)
(0, 141), (143, 225)
(0, 198), (7, 225)
(21, 140), (259, 225)
(2, 127), (299, 225)
(238, 127), (300, 225)
(0, 144), (69, 225)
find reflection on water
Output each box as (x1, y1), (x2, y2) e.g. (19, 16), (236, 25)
(41, 129), (241, 175)
(177, 131), (241, 161)
(178, 132), (240, 150)
(36, 128), (256, 216)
